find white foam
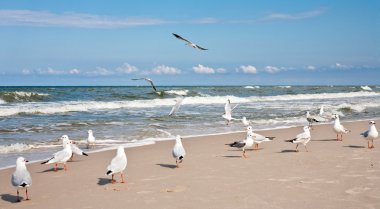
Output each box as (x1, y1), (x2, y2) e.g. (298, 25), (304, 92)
(277, 86), (292, 88)
(0, 99), (5, 104)
(164, 89), (189, 96)
(361, 86), (372, 91)
(0, 143), (34, 153)
(244, 86), (260, 89)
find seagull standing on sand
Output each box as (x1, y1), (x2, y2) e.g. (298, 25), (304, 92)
(169, 97), (184, 116)
(131, 78), (159, 93)
(222, 99), (238, 125)
(106, 146), (127, 184)
(172, 33), (208, 50)
(70, 142), (88, 161)
(226, 132), (254, 158)
(11, 157), (32, 202)
(41, 135), (72, 171)
(306, 111), (320, 127)
(172, 135), (186, 168)
(285, 126), (311, 152)
(333, 114), (350, 141)
(87, 130), (96, 149)
(246, 126), (275, 150)
(360, 121), (378, 149)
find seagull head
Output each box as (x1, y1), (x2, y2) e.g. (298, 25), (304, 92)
(88, 130), (93, 134)
(333, 114), (339, 119)
(117, 146), (125, 155)
(175, 135), (182, 142)
(61, 135), (72, 146)
(370, 121), (376, 125)
(304, 126), (311, 131)
(16, 157), (28, 166)
(246, 126), (253, 132)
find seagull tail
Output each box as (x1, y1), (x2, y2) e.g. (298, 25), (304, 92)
(106, 170), (113, 175)
(284, 138), (295, 143)
(179, 156), (184, 160)
(41, 157), (53, 164)
(82, 152), (88, 156)
(267, 137), (276, 140)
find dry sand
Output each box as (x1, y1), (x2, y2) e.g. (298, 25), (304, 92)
(1, 120), (379, 209)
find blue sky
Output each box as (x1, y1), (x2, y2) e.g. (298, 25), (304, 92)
(0, 0), (379, 86)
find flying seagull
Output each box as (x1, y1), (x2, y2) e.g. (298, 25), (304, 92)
(360, 121), (378, 149)
(222, 99), (238, 125)
(169, 97), (184, 116)
(12, 157), (32, 202)
(172, 33), (208, 50)
(131, 78), (158, 92)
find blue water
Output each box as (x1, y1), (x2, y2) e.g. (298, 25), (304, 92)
(1, 85), (380, 168)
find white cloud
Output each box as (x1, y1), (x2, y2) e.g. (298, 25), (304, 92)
(152, 65), (181, 74)
(88, 67), (114, 76)
(192, 64), (225, 74)
(260, 8), (327, 22)
(0, 10), (168, 28)
(69, 68), (80, 74)
(306, 65), (316, 71)
(21, 69), (33, 75)
(116, 63), (138, 74)
(332, 63), (352, 70)
(238, 65), (257, 74)
(264, 66), (283, 74)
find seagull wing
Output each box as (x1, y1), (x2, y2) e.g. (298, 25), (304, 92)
(169, 97), (184, 116)
(195, 45), (208, 50)
(172, 33), (192, 44)
(144, 78), (157, 92)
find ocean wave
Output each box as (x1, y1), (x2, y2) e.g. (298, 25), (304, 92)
(244, 86), (260, 89)
(0, 91), (49, 103)
(0, 91), (379, 117)
(0, 143), (35, 153)
(277, 86), (292, 89)
(360, 86), (372, 91)
(0, 99), (5, 104)
(164, 89), (189, 96)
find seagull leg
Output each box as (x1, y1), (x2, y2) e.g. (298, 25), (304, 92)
(371, 139), (375, 149)
(70, 154), (73, 161)
(111, 174), (115, 184)
(176, 159), (179, 168)
(368, 141), (371, 149)
(16, 190), (20, 202)
(243, 149), (247, 158)
(340, 134), (343, 141)
(336, 134), (339, 141)
(121, 173), (125, 183)
(295, 144), (299, 152)
(54, 163), (58, 172)
(64, 163), (68, 171)
(25, 188), (30, 200)
(305, 145), (309, 152)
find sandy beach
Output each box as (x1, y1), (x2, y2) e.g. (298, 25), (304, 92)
(1, 120), (379, 209)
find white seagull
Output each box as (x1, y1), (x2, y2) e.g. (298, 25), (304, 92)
(360, 121), (378, 149)
(169, 97), (184, 116)
(285, 126), (311, 152)
(131, 78), (158, 93)
(333, 114), (350, 141)
(87, 130), (96, 149)
(242, 116), (251, 126)
(226, 132), (254, 158)
(172, 135), (186, 168)
(306, 111), (320, 127)
(106, 146), (127, 184)
(12, 157), (32, 202)
(246, 126), (275, 150)
(222, 99), (238, 125)
(70, 142), (88, 161)
(41, 135), (73, 171)
(319, 105), (334, 120)
(172, 33), (208, 50)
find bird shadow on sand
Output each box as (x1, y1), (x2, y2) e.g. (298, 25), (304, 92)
(156, 163), (177, 169)
(312, 139), (338, 142)
(344, 145), (366, 149)
(0, 193), (20, 203)
(222, 155), (243, 158)
(97, 178), (112, 186)
(278, 149), (298, 153)
(38, 167), (64, 173)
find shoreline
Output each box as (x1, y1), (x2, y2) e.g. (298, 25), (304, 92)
(1, 117), (380, 171)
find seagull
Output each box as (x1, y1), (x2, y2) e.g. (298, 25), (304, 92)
(242, 116), (251, 126)
(70, 142), (88, 161)
(172, 33), (208, 50)
(306, 111), (320, 127)
(319, 105), (334, 120)
(172, 135), (186, 168)
(246, 126), (275, 150)
(333, 114), (350, 141)
(360, 121), (378, 149)
(226, 132), (254, 158)
(106, 146), (127, 184)
(131, 78), (158, 93)
(41, 135), (73, 171)
(222, 99), (238, 125)
(169, 97), (184, 116)
(285, 126), (311, 152)
(87, 130), (96, 149)
(11, 157), (32, 202)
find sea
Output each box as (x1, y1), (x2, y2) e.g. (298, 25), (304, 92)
(1, 85), (380, 169)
